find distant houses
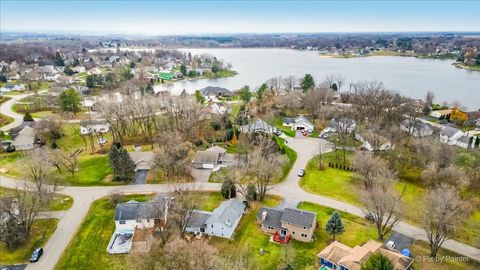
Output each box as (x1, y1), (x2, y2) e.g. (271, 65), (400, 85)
(318, 240), (414, 270)
(79, 120), (110, 135)
(439, 126), (474, 149)
(320, 117), (356, 138)
(282, 116), (315, 131)
(355, 130), (394, 152)
(184, 198), (246, 239)
(0, 83), (25, 93)
(430, 109), (452, 119)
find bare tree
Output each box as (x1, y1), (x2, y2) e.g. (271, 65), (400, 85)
(281, 75), (298, 92)
(422, 163), (470, 189)
(422, 185), (471, 257)
(33, 116), (65, 147)
(266, 76), (282, 94)
(108, 189), (122, 207)
(353, 152), (391, 189)
(62, 149), (83, 179)
(361, 176), (404, 240)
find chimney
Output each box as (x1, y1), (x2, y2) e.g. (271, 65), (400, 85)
(262, 210), (267, 221)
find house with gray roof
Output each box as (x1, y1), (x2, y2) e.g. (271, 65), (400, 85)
(193, 146), (235, 169)
(184, 198), (246, 239)
(282, 116), (315, 131)
(199, 86), (233, 100)
(12, 126), (37, 151)
(239, 119), (276, 134)
(107, 196), (171, 254)
(257, 199), (316, 243)
(400, 119), (433, 137)
(439, 126), (470, 148)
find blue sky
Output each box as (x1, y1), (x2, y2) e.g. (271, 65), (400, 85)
(1, 1), (479, 34)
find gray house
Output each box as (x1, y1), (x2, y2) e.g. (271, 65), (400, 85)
(400, 119), (433, 137)
(199, 86), (233, 99)
(193, 146), (235, 169)
(239, 119), (276, 135)
(185, 198), (246, 239)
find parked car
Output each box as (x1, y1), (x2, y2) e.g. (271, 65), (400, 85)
(365, 213), (375, 221)
(439, 119), (448, 124)
(297, 169), (305, 177)
(385, 240), (396, 250)
(275, 130), (283, 136)
(29, 247), (43, 262)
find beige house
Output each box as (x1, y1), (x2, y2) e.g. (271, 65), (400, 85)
(257, 203), (316, 243)
(12, 126), (36, 150)
(318, 240), (414, 270)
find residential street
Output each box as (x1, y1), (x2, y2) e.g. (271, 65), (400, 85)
(0, 135), (479, 269)
(1, 93), (31, 132)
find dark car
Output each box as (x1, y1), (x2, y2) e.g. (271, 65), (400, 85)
(29, 247), (43, 262)
(365, 213), (375, 222)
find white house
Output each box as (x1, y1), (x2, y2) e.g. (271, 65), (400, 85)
(430, 109), (452, 119)
(185, 199), (246, 239)
(12, 126), (36, 151)
(282, 116), (315, 131)
(73, 66), (86, 73)
(356, 131), (394, 152)
(439, 126), (465, 145)
(320, 118), (356, 137)
(108, 196), (171, 254)
(0, 83), (25, 93)
(400, 119), (434, 137)
(239, 119), (276, 135)
(79, 120), (110, 135)
(199, 86), (233, 100)
(43, 73), (61, 82)
(193, 146), (235, 169)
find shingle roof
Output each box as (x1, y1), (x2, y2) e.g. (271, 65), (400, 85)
(194, 151), (220, 164)
(206, 146), (227, 153)
(239, 119), (275, 134)
(199, 86), (233, 97)
(114, 200), (166, 221)
(206, 199), (245, 227)
(440, 126), (462, 137)
(186, 210), (212, 228)
(257, 206), (316, 229)
(457, 135), (470, 143)
(257, 207), (284, 228)
(281, 208), (316, 228)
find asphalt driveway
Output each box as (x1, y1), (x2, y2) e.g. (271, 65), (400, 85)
(386, 232), (415, 252)
(132, 170), (148, 185)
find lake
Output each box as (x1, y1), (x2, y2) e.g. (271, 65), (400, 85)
(155, 48), (480, 110)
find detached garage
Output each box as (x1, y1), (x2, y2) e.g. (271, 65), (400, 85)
(193, 151), (220, 169)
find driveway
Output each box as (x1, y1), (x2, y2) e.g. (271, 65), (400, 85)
(386, 232), (415, 252)
(132, 170), (148, 185)
(191, 168), (212, 182)
(1, 135), (480, 269)
(0, 93), (32, 132)
(0, 264), (27, 270)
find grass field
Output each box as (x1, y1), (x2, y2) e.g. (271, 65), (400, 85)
(0, 187), (73, 211)
(50, 154), (115, 186)
(0, 113), (13, 127)
(0, 219), (58, 265)
(300, 151), (480, 248)
(54, 193), (221, 270)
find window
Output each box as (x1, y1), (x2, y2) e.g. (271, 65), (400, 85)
(303, 226), (307, 230)
(147, 218), (150, 222)
(292, 231), (295, 235)
(211, 224), (213, 228)
(119, 220), (126, 224)
(301, 233), (308, 238)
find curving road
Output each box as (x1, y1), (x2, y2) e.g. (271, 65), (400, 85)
(0, 135), (479, 270)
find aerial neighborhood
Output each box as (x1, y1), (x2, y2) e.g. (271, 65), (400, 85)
(0, 5), (480, 270)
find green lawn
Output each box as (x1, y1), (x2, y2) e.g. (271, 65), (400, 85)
(0, 219), (58, 265)
(300, 151), (480, 248)
(0, 113), (13, 128)
(410, 240), (480, 270)
(208, 197), (378, 270)
(55, 193), (220, 270)
(0, 187), (73, 211)
(274, 136), (298, 182)
(271, 117), (296, 137)
(50, 154), (115, 186)
(54, 194), (152, 270)
(0, 96), (12, 105)
(0, 151), (23, 177)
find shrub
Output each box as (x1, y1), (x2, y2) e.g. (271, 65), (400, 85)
(221, 178), (236, 199)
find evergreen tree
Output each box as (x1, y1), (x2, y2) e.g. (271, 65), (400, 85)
(239, 85), (252, 103)
(247, 183), (257, 201)
(331, 83), (338, 91)
(58, 88), (82, 114)
(180, 64), (187, 76)
(301, 74), (315, 93)
(86, 75), (96, 88)
(23, 112), (34, 122)
(195, 90), (206, 104)
(109, 144), (136, 181)
(475, 137), (480, 148)
(325, 212), (345, 241)
(53, 51), (65, 66)
(257, 83), (268, 100)
(360, 253), (393, 270)
(221, 178), (236, 199)
(145, 82), (154, 94)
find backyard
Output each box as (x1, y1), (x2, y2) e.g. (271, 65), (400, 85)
(300, 150), (480, 248)
(0, 186), (73, 211)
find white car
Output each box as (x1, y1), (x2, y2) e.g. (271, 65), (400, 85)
(385, 240), (396, 250)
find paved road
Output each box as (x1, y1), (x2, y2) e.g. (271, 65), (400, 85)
(132, 170), (148, 185)
(1, 94), (30, 132)
(1, 135), (479, 269)
(0, 91), (48, 132)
